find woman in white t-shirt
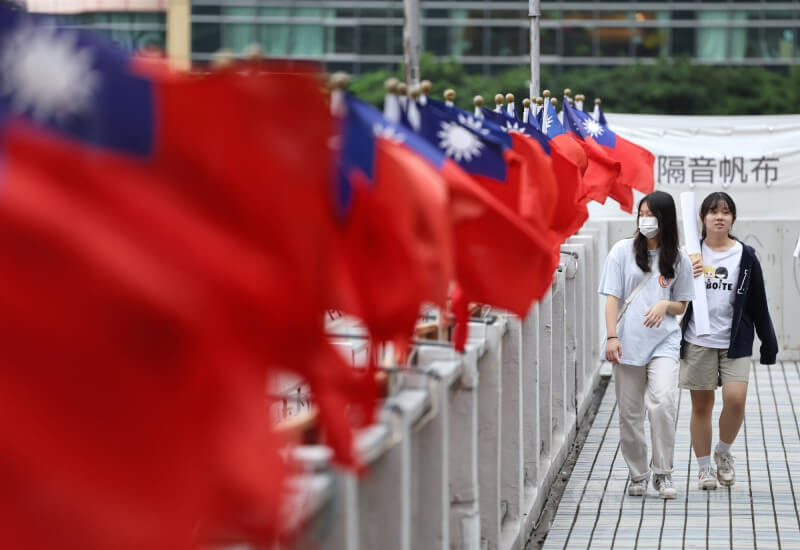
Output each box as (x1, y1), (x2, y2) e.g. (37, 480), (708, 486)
(599, 191), (694, 499)
(680, 192), (778, 490)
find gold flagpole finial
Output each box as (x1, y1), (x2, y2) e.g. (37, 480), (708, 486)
(385, 77), (400, 94)
(542, 89), (551, 99)
(330, 72), (351, 90)
(474, 95), (485, 107)
(244, 43), (263, 61)
(505, 93), (515, 104)
(443, 89), (456, 102)
(522, 98), (531, 108)
(210, 48), (235, 70)
(420, 80), (433, 95)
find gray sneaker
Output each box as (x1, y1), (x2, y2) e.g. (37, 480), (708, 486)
(714, 451), (736, 487)
(697, 466), (718, 490)
(628, 477), (648, 496)
(653, 474), (677, 499)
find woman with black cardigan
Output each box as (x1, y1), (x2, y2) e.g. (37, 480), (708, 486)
(680, 191), (779, 490)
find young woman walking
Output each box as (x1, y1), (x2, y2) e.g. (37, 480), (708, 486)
(599, 190), (694, 499)
(680, 192), (778, 490)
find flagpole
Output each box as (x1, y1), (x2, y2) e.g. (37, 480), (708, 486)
(403, 0), (421, 89)
(474, 95), (485, 118)
(528, 0), (541, 100)
(494, 94), (504, 113)
(592, 98), (602, 121)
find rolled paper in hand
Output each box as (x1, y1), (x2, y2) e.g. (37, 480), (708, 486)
(680, 192), (711, 336)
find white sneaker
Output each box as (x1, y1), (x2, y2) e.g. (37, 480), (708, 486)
(653, 474), (677, 499)
(714, 451), (736, 487)
(697, 466), (718, 490)
(628, 477), (648, 496)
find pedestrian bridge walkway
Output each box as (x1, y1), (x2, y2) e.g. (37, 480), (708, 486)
(545, 361), (800, 550)
(272, 220), (800, 550)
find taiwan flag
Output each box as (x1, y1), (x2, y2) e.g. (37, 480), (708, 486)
(416, 98), (558, 303)
(0, 7), (361, 548)
(333, 94), (454, 348)
(474, 107), (559, 236)
(536, 97), (588, 175)
(481, 108), (587, 243)
(346, 96), (559, 348)
(589, 101), (655, 194)
(560, 98), (630, 211)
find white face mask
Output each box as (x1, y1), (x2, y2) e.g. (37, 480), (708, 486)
(638, 217), (659, 238)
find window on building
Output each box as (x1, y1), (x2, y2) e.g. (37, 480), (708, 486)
(192, 22), (222, 54)
(260, 8), (290, 56)
(489, 27), (525, 57)
(695, 11), (747, 61)
(360, 25), (390, 55)
(221, 7), (257, 54)
(541, 28), (557, 55)
(563, 27), (593, 57)
(330, 26), (355, 54)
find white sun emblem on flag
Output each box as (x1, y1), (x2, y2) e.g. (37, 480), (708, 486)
(457, 113), (490, 136)
(373, 123), (405, 144)
(502, 120), (526, 134)
(582, 118), (605, 138)
(0, 23), (100, 123)
(542, 112), (553, 130)
(437, 120), (484, 162)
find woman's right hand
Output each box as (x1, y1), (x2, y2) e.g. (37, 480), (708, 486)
(605, 338), (622, 364)
(691, 254), (703, 278)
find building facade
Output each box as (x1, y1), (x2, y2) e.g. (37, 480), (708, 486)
(41, 1), (800, 75)
(189, 1), (800, 74)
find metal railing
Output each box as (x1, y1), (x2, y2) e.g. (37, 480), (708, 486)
(277, 228), (604, 550)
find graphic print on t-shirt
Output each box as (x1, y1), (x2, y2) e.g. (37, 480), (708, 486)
(704, 263), (734, 291)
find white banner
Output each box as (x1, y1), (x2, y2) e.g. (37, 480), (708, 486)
(588, 113), (800, 219)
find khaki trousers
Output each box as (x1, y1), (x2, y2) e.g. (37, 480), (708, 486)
(614, 358), (679, 481)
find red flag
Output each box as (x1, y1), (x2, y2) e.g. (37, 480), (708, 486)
(0, 48), (366, 550)
(332, 96), (454, 347)
(444, 160), (558, 318)
(0, 128), (288, 550)
(549, 145), (589, 240)
(587, 101), (655, 194)
(605, 135), (655, 195)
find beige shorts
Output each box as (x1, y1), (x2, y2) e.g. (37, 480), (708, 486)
(679, 341), (751, 390)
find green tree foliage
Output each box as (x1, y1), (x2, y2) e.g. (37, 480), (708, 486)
(350, 54), (799, 115)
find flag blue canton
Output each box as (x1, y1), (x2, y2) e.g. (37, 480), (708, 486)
(563, 100), (617, 148)
(480, 108), (551, 156)
(538, 99), (568, 139)
(418, 98), (510, 182)
(338, 94), (445, 215)
(0, 7), (154, 156)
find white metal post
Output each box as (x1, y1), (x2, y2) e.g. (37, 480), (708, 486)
(528, 0), (541, 100)
(403, 0), (421, 88)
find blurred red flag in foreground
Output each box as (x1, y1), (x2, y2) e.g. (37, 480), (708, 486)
(0, 7), (370, 547)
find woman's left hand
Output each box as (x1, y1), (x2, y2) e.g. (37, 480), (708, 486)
(644, 300), (668, 328)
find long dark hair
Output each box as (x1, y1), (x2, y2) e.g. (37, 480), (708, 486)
(699, 191), (737, 239)
(634, 190), (679, 279)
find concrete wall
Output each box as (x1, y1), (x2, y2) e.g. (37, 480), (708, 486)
(275, 229), (605, 550)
